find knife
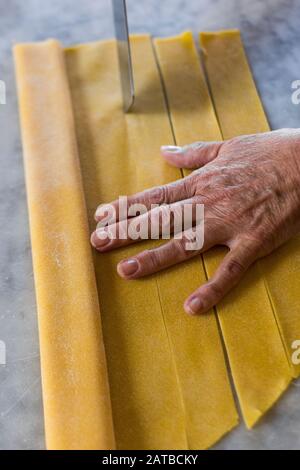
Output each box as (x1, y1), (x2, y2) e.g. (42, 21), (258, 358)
(112, 0), (135, 112)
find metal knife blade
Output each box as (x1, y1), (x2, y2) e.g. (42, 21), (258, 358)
(112, 0), (135, 112)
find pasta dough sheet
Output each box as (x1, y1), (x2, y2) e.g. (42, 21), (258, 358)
(154, 31), (291, 428)
(14, 29), (299, 450)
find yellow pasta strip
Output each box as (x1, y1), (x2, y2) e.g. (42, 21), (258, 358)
(201, 30), (300, 379)
(154, 31), (291, 428)
(14, 41), (115, 450)
(65, 35), (238, 449)
(261, 238), (300, 378)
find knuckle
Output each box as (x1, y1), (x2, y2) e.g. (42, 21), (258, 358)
(182, 177), (194, 197)
(146, 249), (161, 270)
(224, 258), (245, 277)
(160, 184), (169, 203)
(147, 185), (167, 205)
(174, 237), (191, 259)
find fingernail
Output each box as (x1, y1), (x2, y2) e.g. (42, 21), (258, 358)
(161, 145), (183, 154)
(96, 230), (111, 247)
(118, 259), (139, 277)
(186, 297), (203, 315)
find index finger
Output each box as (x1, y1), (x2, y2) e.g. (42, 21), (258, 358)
(94, 175), (196, 224)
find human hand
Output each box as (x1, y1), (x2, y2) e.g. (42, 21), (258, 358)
(91, 129), (300, 315)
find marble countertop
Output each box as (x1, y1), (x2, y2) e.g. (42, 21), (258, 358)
(0, 0), (299, 450)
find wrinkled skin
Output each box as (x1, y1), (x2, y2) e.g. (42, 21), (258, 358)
(91, 129), (300, 316)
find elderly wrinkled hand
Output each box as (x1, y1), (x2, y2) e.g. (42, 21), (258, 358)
(91, 129), (300, 316)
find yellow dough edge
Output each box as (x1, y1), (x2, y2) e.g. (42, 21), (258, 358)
(14, 40), (116, 450)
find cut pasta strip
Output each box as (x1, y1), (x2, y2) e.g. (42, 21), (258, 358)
(200, 30), (300, 379)
(14, 40), (116, 450)
(65, 35), (238, 449)
(154, 31), (291, 428)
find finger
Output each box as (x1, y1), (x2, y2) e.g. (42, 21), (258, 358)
(92, 198), (200, 252)
(184, 238), (259, 315)
(161, 141), (223, 169)
(94, 176), (196, 223)
(117, 223), (223, 280)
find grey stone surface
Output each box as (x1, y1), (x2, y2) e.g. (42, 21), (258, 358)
(0, 0), (299, 450)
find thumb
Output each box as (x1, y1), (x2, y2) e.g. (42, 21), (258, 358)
(161, 140), (223, 169)
(184, 238), (259, 315)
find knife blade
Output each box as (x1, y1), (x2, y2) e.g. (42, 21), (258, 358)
(112, 0), (135, 112)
